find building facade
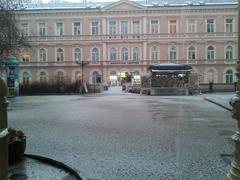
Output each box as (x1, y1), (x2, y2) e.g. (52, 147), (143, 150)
(16, 0), (238, 87)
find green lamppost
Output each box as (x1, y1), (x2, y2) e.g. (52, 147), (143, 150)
(0, 77), (9, 180)
(227, 1), (240, 179)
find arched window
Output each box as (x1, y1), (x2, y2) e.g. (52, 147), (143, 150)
(110, 48), (116, 63)
(188, 46), (196, 60)
(57, 71), (64, 83)
(22, 71), (30, 85)
(207, 46), (215, 60)
(92, 48), (99, 63)
(132, 70), (140, 76)
(207, 69), (215, 83)
(151, 46), (159, 61)
(56, 48), (64, 62)
(92, 71), (100, 84)
(40, 71), (47, 83)
(74, 48), (81, 61)
(169, 46), (177, 60)
(225, 69), (233, 84)
(22, 48), (30, 63)
(75, 71), (81, 81)
(226, 46), (233, 60)
(133, 47), (140, 62)
(110, 71), (117, 76)
(39, 48), (46, 62)
(121, 48), (128, 63)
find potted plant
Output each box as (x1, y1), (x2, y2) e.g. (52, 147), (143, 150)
(8, 128), (26, 164)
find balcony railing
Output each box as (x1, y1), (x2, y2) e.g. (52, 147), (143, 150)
(26, 32), (238, 42)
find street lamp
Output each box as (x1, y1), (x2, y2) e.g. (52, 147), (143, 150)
(227, 1), (240, 179)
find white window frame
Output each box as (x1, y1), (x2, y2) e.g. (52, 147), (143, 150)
(91, 21), (99, 35)
(38, 22), (47, 36)
(206, 19), (215, 33)
(72, 22), (81, 36)
(187, 19), (196, 33)
(132, 47), (140, 62)
(109, 48), (117, 63)
(38, 48), (47, 62)
(56, 48), (64, 62)
(121, 48), (128, 63)
(225, 45), (234, 60)
(151, 46), (159, 61)
(187, 46), (196, 60)
(225, 18), (234, 33)
(169, 46), (178, 60)
(206, 45), (216, 60)
(151, 20), (159, 34)
(132, 20), (140, 34)
(168, 19), (177, 34)
(22, 48), (30, 63)
(120, 21), (128, 34)
(21, 23), (29, 36)
(73, 48), (82, 61)
(55, 22), (64, 36)
(109, 20), (117, 35)
(91, 48), (100, 63)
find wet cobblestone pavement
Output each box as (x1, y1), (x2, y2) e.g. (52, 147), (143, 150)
(7, 88), (236, 180)
(9, 157), (77, 180)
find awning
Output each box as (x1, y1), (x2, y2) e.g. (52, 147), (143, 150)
(148, 63), (192, 71)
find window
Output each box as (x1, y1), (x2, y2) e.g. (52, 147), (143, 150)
(169, 20), (177, 33)
(110, 48), (116, 63)
(225, 19), (233, 33)
(38, 23), (46, 36)
(74, 48), (81, 61)
(56, 48), (64, 62)
(92, 71), (99, 84)
(121, 21), (128, 34)
(207, 46), (215, 60)
(133, 47), (140, 62)
(132, 21), (140, 34)
(151, 20), (159, 34)
(207, 19), (214, 33)
(207, 69), (215, 83)
(187, 19), (195, 33)
(56, 22), (64, 35)
(75, 71), (81, 81)
(21, 23), (28, 36)
(22, 72), (30, 85)
(188, 46), (196, 60)
(92, 48), (99, 63)
(225, 69), (233, 84)
(109, 21), (116, 35)
(151, 46), (159, 61)
(92, 21), (99, 35)
(40, 71), (47, 83)
(39, 48), (46, 62)
(57, 71), (64, 83)
(226, 46), (233, 60)
(22, 48), (30, 63)
(121, 48), (128, 63)
(73, 22), (81, 35)
(169, 46), (177, 60)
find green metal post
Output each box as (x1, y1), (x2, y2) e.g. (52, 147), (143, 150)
(227, 1), (240, 179)
(0, 77), (9, 180)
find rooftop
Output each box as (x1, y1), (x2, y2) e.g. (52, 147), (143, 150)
(22, 0), (238, 10)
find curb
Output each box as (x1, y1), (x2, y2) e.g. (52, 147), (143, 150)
(24, 154), (84, 180)
(203, 97), (232, 112)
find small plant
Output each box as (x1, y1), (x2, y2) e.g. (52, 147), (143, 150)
(8, 128), (26, 164)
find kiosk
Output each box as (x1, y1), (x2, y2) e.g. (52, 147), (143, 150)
(4, 56), (20, 97)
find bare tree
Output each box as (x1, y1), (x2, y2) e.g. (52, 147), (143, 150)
(0, 0), (29, 63)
